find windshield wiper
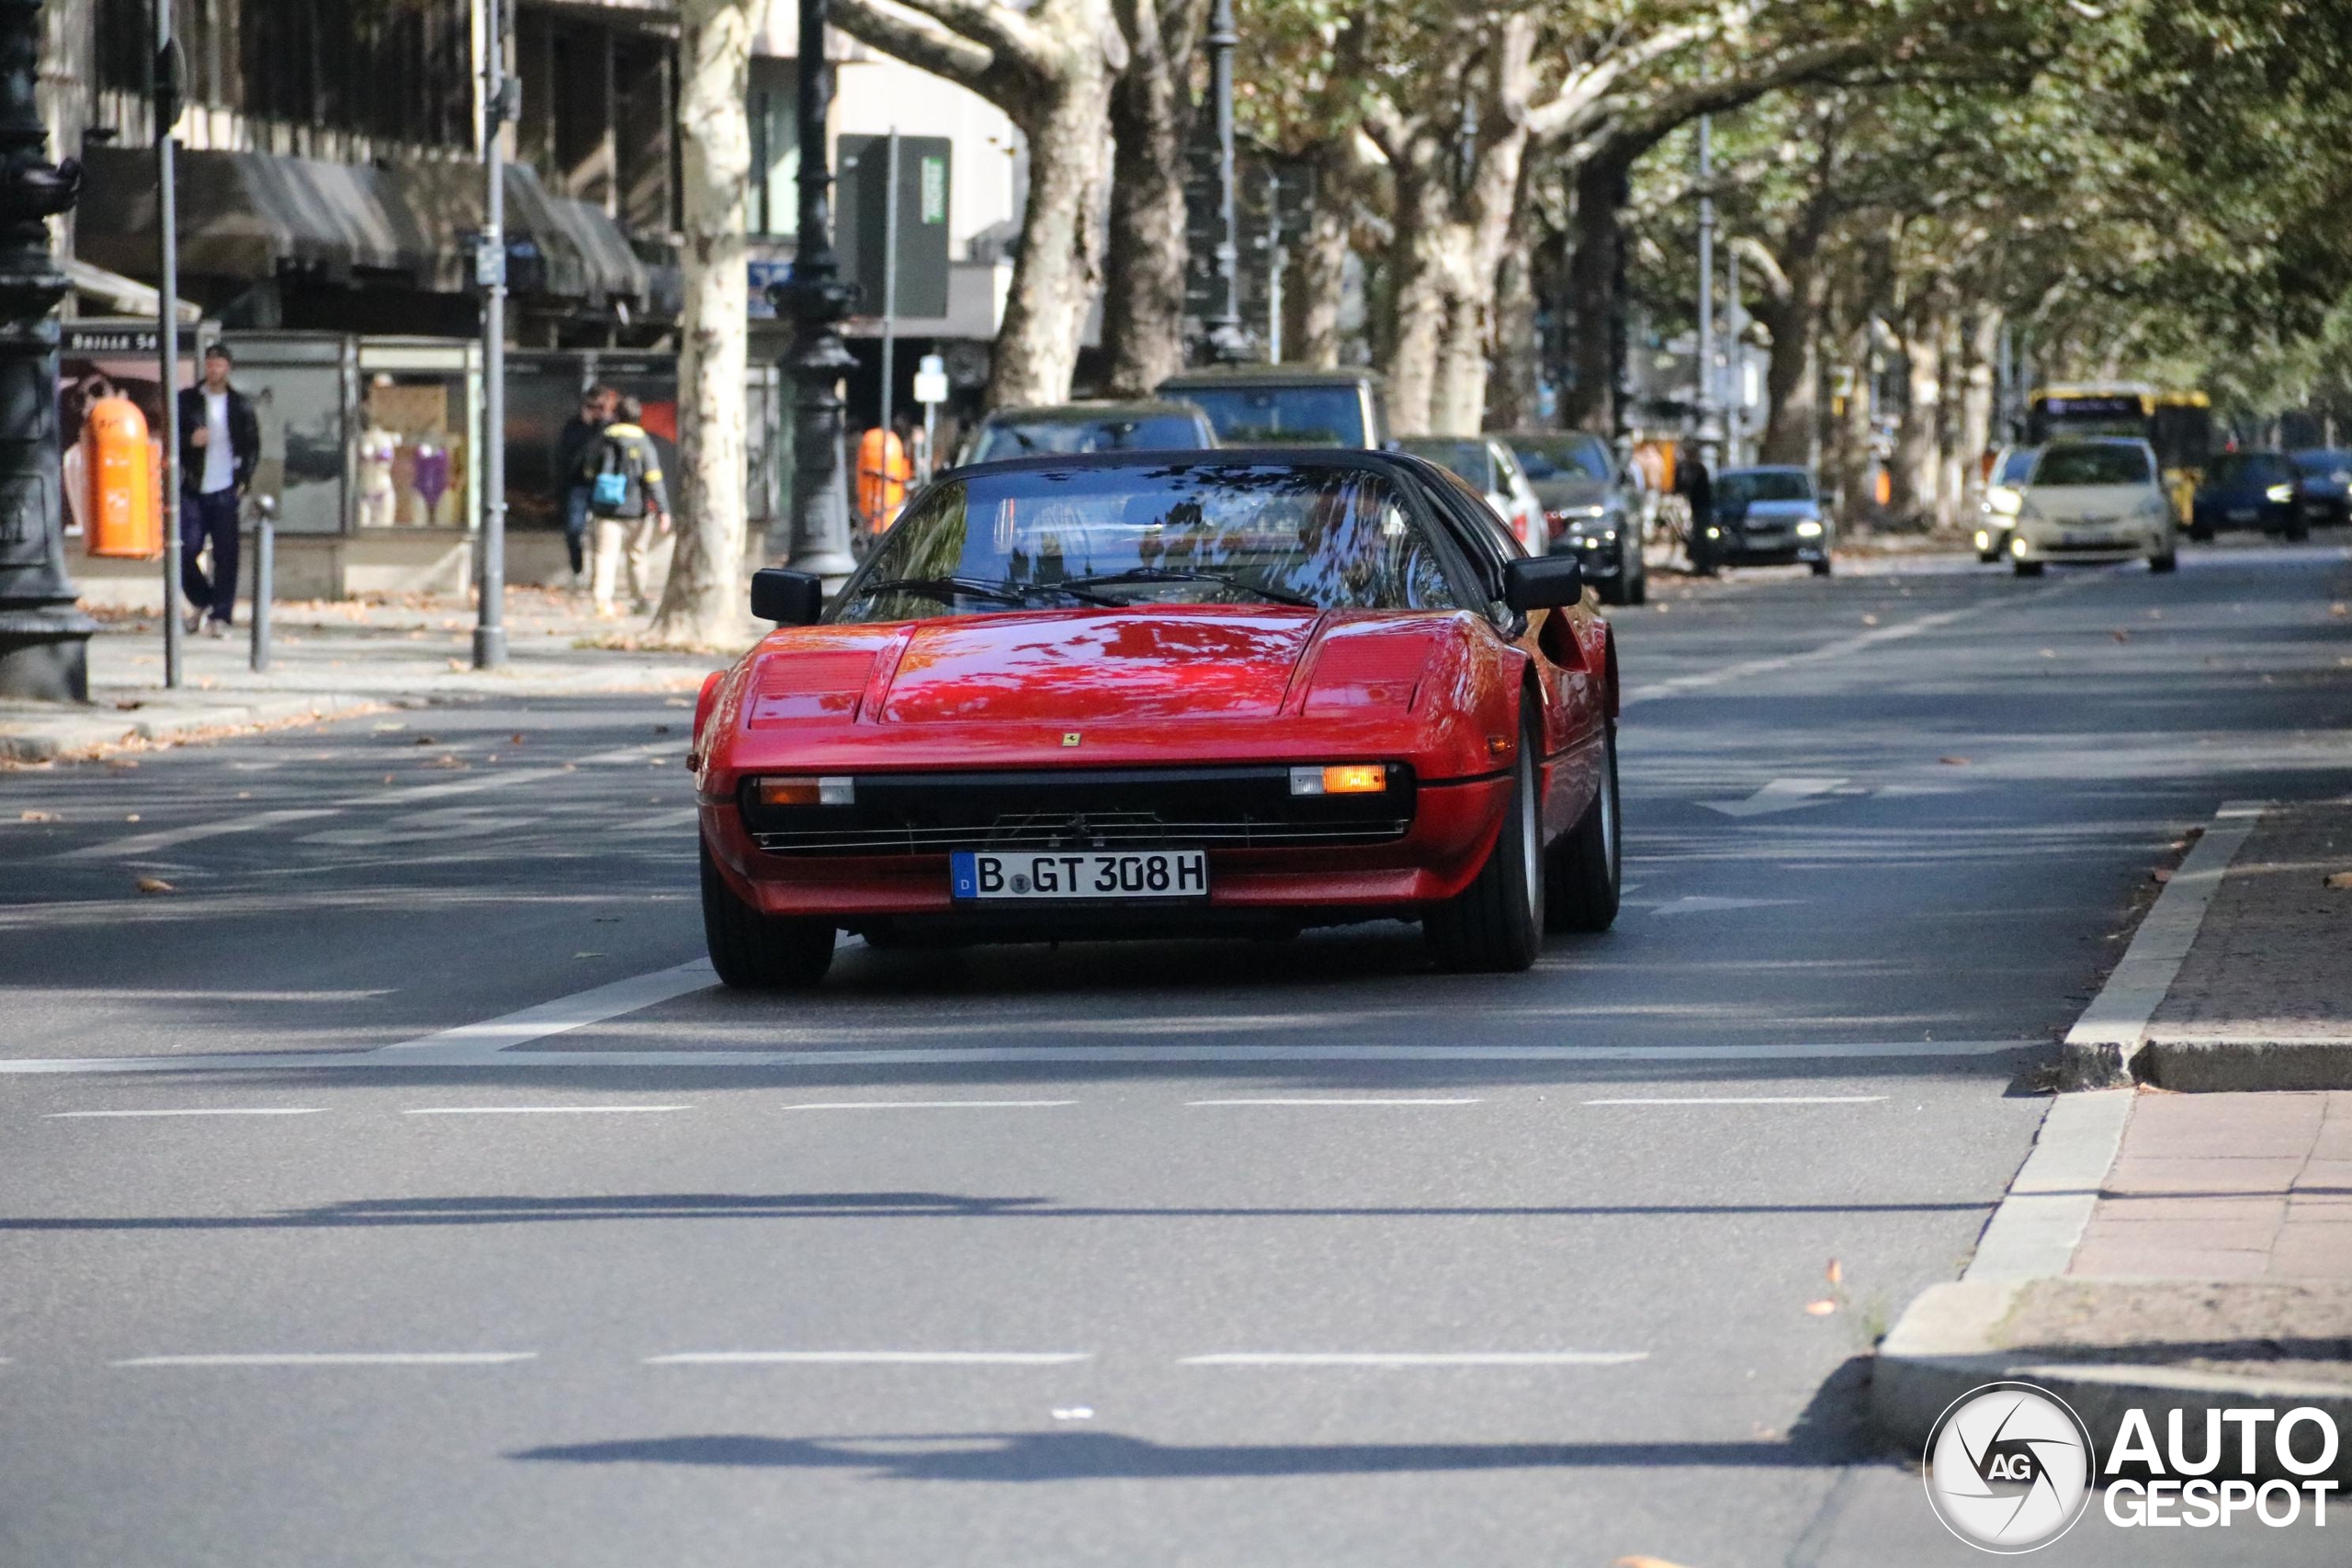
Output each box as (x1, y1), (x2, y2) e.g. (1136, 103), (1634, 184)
(1061, 567), (1318, 607)
(844, 575), (1122, 608)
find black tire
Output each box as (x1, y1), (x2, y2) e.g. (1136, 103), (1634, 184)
(2286, 520), (2310, 542)
(701, 838), (835, 989)
(2013, 558), (2044, 577)
(1623, 541), (1646, 604)
(1425, 711), (1544, 973)
(2188, 525), (2212, 544)
(1809, 556), (1833, 578)
(1545, 722), (1621, 932)
(1623, 565), (1646, 605)
(2149, 548), (2177, 573)
(1595, 569), (1626, 607)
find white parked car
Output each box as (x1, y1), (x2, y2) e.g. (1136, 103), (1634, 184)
(1396, 436), (1548, 557)
(2007, 439), (2177, 577)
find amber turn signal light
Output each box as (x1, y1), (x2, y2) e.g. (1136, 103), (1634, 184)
(1290, 764), (1387, 796)
(755, 775), (854, 807)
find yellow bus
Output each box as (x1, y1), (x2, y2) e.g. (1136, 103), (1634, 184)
(2026, 383), (2213, 522)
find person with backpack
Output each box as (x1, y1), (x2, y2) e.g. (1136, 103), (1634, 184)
(554, 384), (616, 587)
(582, 395), (672, 617)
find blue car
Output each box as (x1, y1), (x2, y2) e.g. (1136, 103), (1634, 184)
(2190, 451), (2304, 541)
(2290, 448), (2352, 528)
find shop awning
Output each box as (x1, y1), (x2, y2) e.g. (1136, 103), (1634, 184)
(76, 146), (649, 308)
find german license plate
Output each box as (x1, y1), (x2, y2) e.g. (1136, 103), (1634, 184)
(951, 849), (1208, 901)
(2228, 508), (2257, 523)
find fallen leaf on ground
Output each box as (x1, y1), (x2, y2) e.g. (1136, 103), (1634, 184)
(381, 774), (394, 785)
(2038, 649), (2056, 659)
(236, 791), (251, 800)
(107, 758), (138, 769)
(1939, 756), (1971, 766)
(428, 755), (467, 770)
(19, 809), (59, 822)
(2111, 629), (2132, 642)
(2325, 872), (2352, 890)
(510, 734), (526, 744)
(411, 735), (437, 746)
(2152, 868), (2173, 884)
(1804, 1299), (1838, 1316)
(2332, 602), (2348, 616)
(135, 877), (175, 895)
(123, 814), (140, 822)
(1861, 614), (1880, 626)
(1826, 1258), (1843, 1285)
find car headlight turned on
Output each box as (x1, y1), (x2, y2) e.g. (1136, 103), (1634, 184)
(1985, 487), (2023, 515)
(755, 776), (856, 807)
(1545, 504), (1606, 541)
(2267, 483), (2295, 502)
(2010, 534), (2030, 557)
(1291, 764), (1387, 796)
(1795, 520), (1825, 537)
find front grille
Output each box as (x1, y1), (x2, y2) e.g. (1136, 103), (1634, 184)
(743, 765), (1415, 857)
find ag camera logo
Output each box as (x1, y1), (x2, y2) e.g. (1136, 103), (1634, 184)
(1923, 1382), (2095, 1552)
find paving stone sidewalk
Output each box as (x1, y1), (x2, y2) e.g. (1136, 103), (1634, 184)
(2, 588), (731, 761)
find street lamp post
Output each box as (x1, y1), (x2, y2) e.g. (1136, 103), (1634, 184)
(775, 0), (858, 590)
(1204, 0), (1254, 364)
(473, 0), (513, 670)
(1693, 114), (1721, 472)
(153, 0), (182, 687)
(0, 0), (93, 702)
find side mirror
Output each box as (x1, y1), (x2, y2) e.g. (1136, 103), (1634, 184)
(1502, 553), (1584, 613)
(750, 567), (824, 626)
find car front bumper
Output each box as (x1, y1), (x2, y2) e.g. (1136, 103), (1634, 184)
(2010, 518), (2167, 563)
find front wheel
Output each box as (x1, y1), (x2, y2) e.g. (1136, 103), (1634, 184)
(701, 839), (836, 989)
(1545, 723), (1621, 932)
(1809, 556), (1834, 578)
(2149, 547), (2177, 573)
(2013, 558), (2044, 577)
(1425, 716), (1544, 973)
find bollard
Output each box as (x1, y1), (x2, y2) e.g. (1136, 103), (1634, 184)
(250, 494), (275, 673)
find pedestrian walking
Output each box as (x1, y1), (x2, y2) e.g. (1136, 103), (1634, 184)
(555, 385), (616, 587)
(175, 344), (260, 636)
(855, 416), (913, 538)
(584, 395), (672, 618)
(1678, 446), (1716, 575)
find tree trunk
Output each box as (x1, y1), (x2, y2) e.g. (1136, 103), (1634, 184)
(1101, 0), (1206, 395)
(1562, 157), (1625, 436)
(1485, 209), (1542, 431)
(41, 0), (92, 275)
(1757, 259), (1826, 467)
(651, 0), (755, 648)
(1890, 303), (1948, 528)
(1286, 137), (1359, 369)
(1382, 159), (1452, 436)
(1957, 304), (2002, 510)
(990, 70), (1117, 407)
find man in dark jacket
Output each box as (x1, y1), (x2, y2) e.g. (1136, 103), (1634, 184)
(586, 396), (673, 617)
(555, 384), (615, 584)
(175, 343), (261, 635)
(1678, 448), (1716, 575)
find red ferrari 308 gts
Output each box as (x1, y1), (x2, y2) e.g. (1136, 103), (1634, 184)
(692, 449), (1621, 987)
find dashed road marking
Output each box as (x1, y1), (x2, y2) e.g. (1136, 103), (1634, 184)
(113, 1353), (537, 1368)
(644, 1350), (1091, 1366)
(1181, 1352), (1648, 1368)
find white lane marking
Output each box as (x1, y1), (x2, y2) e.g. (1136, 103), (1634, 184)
(1581, 1095), (1886, 1106)
(644, 1351), (1091, 1366)
(59, 808), (341, 860)
(1620, 575), (2095, 708)
(46, 1108), (323, 1118)
(1182, 1352), (1648, 1368)
(1698, 778), (1849, 818)
(1649, 895), (1805, 917)
(374, 959), (717, 1055)
(402, 1105), (692, 1116)
(783, 1100), (1077, 1111)
(1187, 1098), (1482, 1107)
(114, 1353), (537, 1367)
(0, 1037), (2040, 1077)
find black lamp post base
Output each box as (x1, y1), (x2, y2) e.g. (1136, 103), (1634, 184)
(0, 603), (98, 703)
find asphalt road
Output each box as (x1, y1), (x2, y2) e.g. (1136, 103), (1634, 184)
(4, 538), (2349, 1567)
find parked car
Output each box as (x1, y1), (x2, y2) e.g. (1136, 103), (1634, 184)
(2190, 450), (2304, 541)
(2289, 448), (2352, 529)
(1156, 367), (1387, 449)
(1698, 467), (1835, 576)
(701, 448), (1621, 986)
(1396, 435), (1546, 557)
(954, 400), (1216, 468)
(1974, 446), (2040, 562)
(2009, 439), (2177, 575)
(1505, 430), (1645, 605)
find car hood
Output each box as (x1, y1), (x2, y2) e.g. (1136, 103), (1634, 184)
(1531, 476), (1610, 511)
(2028, 484), (2154, 521)
(876, 607), (1324, 724)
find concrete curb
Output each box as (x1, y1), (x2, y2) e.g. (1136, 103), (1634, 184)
(2053, 800), (2265, 1089)
(1871, 1281), (2352, 1482)
(0, 691), (386, 761)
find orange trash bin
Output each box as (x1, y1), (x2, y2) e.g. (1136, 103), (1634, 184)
(84, 395), (161, 558)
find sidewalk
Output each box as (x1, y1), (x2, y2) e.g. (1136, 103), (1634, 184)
(1, 589), (732, 762)
(1874, 797), (2352, 1475)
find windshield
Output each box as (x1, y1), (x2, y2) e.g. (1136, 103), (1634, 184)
(1171, 386), (1366, 447)
(2289, 450), (2348, 477)
(1716, 470), (1815, 506)
(1398, 439), (1495, 491)
(831, 463), (1462, 623)
(2202, 453), (2291, 488)
(2034, 446), (2152, 486)
(1510, 435), (1611, 482)
(1996, 448), (2039, 484)
(970, 414), (1206, 464)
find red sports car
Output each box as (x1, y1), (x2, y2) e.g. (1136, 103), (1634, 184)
(692, 450), (1622, 987)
